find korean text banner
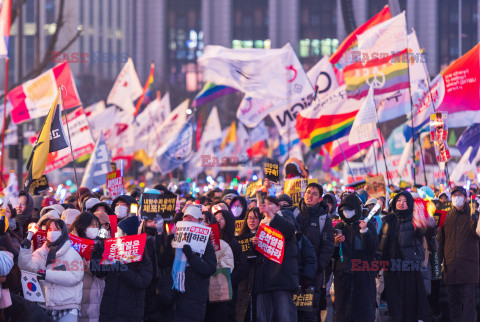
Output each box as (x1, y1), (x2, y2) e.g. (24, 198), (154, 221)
(255, 223), (285, 264)
(172, 221), (212, 254)
(101, 233), (147, 264)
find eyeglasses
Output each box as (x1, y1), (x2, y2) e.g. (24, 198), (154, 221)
(305, 191), (319, 197)
(247, 217), (259, 221)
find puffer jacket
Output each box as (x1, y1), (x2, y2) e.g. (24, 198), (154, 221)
(437, 203), (480, 284)
(18, 241), (84, 310)
(215, 239), (234, 269)
(79, 269), (105, 322)
(297, 199), (335, 275)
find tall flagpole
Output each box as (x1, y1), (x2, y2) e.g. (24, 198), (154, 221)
(405, 20), (417, 186)
(337, 139), (355, 181)
(59, 86), (79, 188)
(0, 58), (9, 188)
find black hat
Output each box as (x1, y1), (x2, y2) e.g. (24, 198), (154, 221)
(451, 186), (467, 198)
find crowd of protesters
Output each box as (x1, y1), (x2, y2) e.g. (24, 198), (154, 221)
(0, 180), (477, 322)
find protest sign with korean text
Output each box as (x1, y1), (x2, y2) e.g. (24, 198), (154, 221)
(283, 178), (318, 206)
(255, 223), (285, 264)
(106, 170), (123, 199)
(101, 233), (147, 264)
(141, 193), (177, 220)
(207, 223), (221, 251)
(32, 230), (95, 260)
(29, 175), (49, 195)
(172, 221), (212, 254)
(263, 159), (280, 183)
(235, 220), (245, 236)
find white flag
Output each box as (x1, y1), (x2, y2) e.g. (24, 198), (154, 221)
(349, 85), (378, 145)
(107, 58), (143, 113)
(152, 100), (189, 154)
(199, 106), (222, 148)
(249, 120), (269, 144)
(84, 100), (106, 117)
(407, 30), (429, 83)
(398, 138), (413, 175)
(87, 107), (118, 141)
(134, 93), (171, 152)
(81, 132), (111, 189)
(199, 43), (312, 100)
(21, 270), (46, 302)
(450, 146), (473, 184)
(357, 12), (407, 58)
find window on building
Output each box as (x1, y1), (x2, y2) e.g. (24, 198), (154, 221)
(232, 0), (268, 48)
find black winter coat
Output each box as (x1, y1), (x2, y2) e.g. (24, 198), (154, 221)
(94, 254), (153, 322)
(297, 200), (335, 283)
(297, 234), (317, 280)
(437, 203), (479, 284)
(173, 241), (217, 322)
(254, 211), (298, 294)
(333, 193), (378, 322)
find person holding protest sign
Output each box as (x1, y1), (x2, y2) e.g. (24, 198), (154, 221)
(90, 215), (153, 321)
(69, 212), (104, 322)
(296, 183), (335, 321)
(236, 207), (262, 321)
(19, 218), (84, 321)
(378, 191), (434, 322)
(333, 193), (378, 322)
(254, 196), (298, 322)
(167, 205), (217, 321)
(437, 186), (480, 321)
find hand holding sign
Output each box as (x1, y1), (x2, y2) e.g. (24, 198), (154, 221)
(254, 223), (285, 264)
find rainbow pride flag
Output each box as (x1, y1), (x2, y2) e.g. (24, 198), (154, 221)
(192, 82), (237, 107)
(343, 48), (410, 99)
(134, 63), (154, 115)
(295, 86), (363, 150)
(296, 111), (358, 149)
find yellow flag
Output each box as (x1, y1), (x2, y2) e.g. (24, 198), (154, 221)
(26, 91), (60, 182)
(221, 121), (236, 150)
(134, 149), (153, 167)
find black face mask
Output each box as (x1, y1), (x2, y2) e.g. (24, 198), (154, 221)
(145, 227), (157, 236)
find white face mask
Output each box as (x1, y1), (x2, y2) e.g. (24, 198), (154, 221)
(343, 209), (356, 219)
(452, 196), (465, 208)
(86, 227), (99, 239)
(115, 205), (128, 218)
(47, 231), (62, 243)
(231, 206), (243, 218)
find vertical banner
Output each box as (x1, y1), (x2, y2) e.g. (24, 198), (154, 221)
(106, 170), (123, 199)
(255, 223), (285, 264)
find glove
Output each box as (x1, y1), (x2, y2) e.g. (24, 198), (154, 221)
(37, 270), (46, 280)
(182, 244), (194, 260)
(21, 238), (32, 249)
(300, 277), (313, 292)
(91, 240), (104, 261)
(165, 233), (175, 244)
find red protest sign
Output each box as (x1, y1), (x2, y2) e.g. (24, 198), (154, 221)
(33, 230), (95, 260)
(69, 234), (95, 260)
(255, 223), (285, 264)
(33, 230), (47, 250)
(108, 214), (117, 236)
(207, 223), (221, 251)
(101, 233), (147, 265)
(107, 170), (123, 199)
(413, 198), (429, 229)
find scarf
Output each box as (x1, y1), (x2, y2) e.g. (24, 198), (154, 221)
(46, 225), (69, 267)
(172, 248), (187, 292)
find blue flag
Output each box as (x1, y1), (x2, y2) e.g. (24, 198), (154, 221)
(155, 117), (194, 174)
(80, 132), (111, 189)
(457, 123), (480, 163)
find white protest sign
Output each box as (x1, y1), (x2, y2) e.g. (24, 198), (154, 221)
(172, 221), (212, 254)
(21, 270), (45, 302)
